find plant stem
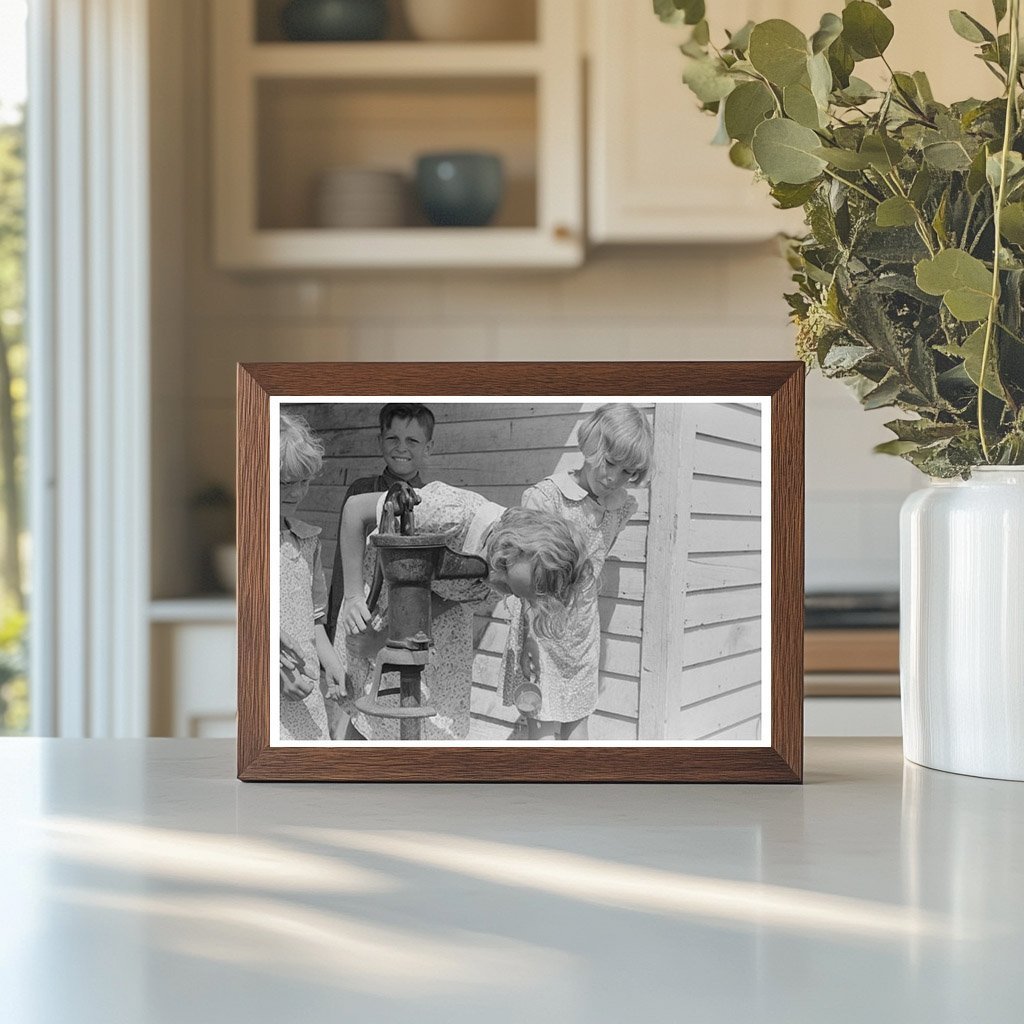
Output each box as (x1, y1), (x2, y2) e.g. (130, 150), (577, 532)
(978, 0), (1021, 462)
(884, 171), (939, 254)
(822, 167), (880, 204)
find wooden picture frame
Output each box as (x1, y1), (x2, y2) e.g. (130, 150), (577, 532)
(238, 362), (804, 782)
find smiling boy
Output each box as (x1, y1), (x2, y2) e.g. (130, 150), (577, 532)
(325, 403), (436, 641)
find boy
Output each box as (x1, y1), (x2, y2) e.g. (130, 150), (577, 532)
(325, 403), (436, 641)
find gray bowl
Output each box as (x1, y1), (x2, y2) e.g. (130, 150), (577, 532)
(415, 152), (505, 228)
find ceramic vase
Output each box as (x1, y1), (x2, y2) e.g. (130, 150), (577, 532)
(900, 467), (1024, 781)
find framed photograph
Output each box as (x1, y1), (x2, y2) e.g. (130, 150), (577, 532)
(237, 362), (803, 782)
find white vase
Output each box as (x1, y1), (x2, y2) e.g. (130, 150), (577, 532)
(900, 467), (1024, 780)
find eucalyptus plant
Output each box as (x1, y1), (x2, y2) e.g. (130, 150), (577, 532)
(657, 0), (1024, 476)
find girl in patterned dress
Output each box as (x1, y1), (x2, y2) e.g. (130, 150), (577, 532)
(502, 404), (655, 740)
(339, 481), (593, 741)
(278, 412), (347, 741)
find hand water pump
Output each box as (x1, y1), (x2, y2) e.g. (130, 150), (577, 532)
(354, 482), (489, 740)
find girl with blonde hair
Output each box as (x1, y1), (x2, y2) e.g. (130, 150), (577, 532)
(339, 481), (593, 740)
(501, 403), (655, 740)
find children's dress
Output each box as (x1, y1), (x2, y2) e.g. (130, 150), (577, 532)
(279, 516), (330, 741)
(500, 472), (636, 723)
(345, 481), (499, 741)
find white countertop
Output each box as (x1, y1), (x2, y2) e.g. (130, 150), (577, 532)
(1, 738), (1020, 1023)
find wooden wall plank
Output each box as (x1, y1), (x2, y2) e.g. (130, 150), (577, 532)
(700, 717), (761, 741)
(683, 619), (762, 666)
(693, 436), (762, 481)
(689, 517), (762, 553)
(683, 587), (762, 627)
(677, 683), (761, 738)
(693, 403), (763, 445)
(691, 477), (760, 516)
(679, 650), (761, 705)
(685, 559), (761, 591)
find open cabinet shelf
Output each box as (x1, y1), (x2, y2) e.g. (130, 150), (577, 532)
(212, 0), (583, 269)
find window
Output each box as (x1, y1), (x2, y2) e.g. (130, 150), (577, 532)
(0, 0), (28, 734)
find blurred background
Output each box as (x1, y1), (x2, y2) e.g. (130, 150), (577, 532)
(0, 0), (998, 740)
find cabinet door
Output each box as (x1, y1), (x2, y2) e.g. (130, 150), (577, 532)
(587, 0), (810, 242)
(588, 0), (1000, 244)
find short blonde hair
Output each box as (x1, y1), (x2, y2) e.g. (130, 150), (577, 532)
(577, 403), (655, 484)
(280, 411), (324, 483)
(487, 507), (594, 637)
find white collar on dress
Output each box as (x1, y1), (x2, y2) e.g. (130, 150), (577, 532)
(550, 470), (627, 511)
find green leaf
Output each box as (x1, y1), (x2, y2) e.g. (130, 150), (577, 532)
(876, 197), (918, 228)
(683, 57), (737, 104)
(807, 51), (833, 110)
(1000, 203), (1024, 245)
(729, 140), (757, 169)
(837, 76), (879, 104)
(915, 249), (994, 322)
(770, 180), (820, 209)
(810, 12), (843, 54)
(842, 1), (894, 59)
(692, 19), (710, 45)
(940, 325), (1006, 398)
(784, 80), (824, 129)
(827, 35), (855, 89)
(909, 164), (933, 205)
(993, 0), (1008, 24)
(923, 140), (973, 171)
(986, 150), (1024, 191)
(884, 418), (964, 443)
(912, 71), (935, 104)
(874, 439), (922, 455)
(653, 0), (705, 26)
(948, 10), (994, 44)
(860, 133), (904, 173)
(751, 118), (828, 184)
(932, 190), (950, 247)
(813, 146), (872, 170)
(748, 20), (809, 87)
(862, 374), (903, 409)
(967, 144), (991, 194)
(724, 20), (755, 53)
(723, 81), (776, 144)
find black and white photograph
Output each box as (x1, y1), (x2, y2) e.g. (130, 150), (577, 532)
(271, 396), (770, 746)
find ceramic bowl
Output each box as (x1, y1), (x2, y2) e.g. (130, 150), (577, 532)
(281, 0), (388, 42)
(415, 152), (504, 227)
(315, 168), (407, 228)
(403, 0), (535, 42)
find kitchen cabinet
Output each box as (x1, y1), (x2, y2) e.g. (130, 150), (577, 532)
(150, 600), (237, 738)
(211, 0), (583, 269)
(586, 0), (999, 244)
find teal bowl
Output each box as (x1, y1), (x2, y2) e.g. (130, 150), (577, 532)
(415, 153), (505, 228)
(281, 0), (388, 41)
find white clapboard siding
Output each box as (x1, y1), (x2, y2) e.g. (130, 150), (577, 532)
(670, 404), (765, 742)
(286, 400), (652, 741)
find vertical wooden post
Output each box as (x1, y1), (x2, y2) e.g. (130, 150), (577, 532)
(638, 404), (698, 739)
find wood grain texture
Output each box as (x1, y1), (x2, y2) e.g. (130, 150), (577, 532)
(236, 361), (804, 783)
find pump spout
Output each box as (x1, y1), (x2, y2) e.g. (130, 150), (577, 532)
(437, 546), (489, 581)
